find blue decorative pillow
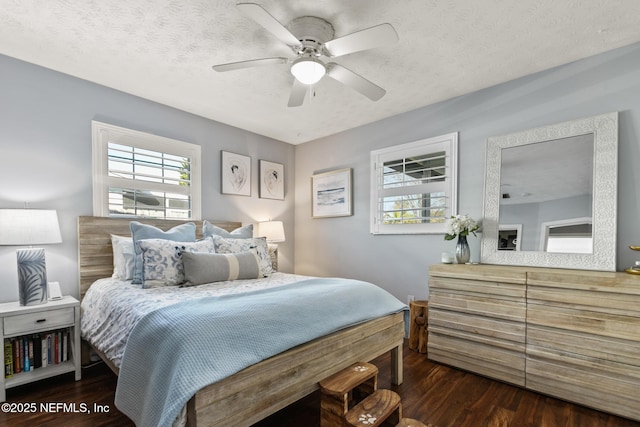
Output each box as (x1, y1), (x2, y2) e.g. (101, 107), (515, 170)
(130, 221), (196, 284)
(210, 235), (273, 276)
(203, 220), (253, 239)
(182, 250), (261, 286)
(138, 238), (215, 288)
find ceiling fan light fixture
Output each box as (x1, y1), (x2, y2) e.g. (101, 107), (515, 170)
(291, 57), (326, 85)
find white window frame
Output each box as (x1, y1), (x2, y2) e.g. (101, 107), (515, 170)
(539, 216), (593, 253)
(92, 121), (202, 219)
(370, 132), (458, 234)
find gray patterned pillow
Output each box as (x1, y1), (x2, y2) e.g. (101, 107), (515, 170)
(182, 251), (261, 286)
(210, 235), (273, 276)
(138, 238), (215, 288)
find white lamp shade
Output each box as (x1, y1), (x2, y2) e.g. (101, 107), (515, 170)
(290, 58), (326, 85)
(258, 221), (285, 243)
(0, 209), (62, 245)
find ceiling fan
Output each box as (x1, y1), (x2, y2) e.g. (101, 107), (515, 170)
(212, 3), (399, 107)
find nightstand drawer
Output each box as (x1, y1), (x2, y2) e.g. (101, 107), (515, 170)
(3, 307), (75, 336)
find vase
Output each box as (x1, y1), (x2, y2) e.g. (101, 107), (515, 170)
(17, 248), (48, 306)
(455, 235), (470, 264)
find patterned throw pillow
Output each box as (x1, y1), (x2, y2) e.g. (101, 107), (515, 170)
(138, 238), (215, 288)
(210, 235), (273, 276)
(130, 221), (197, 284)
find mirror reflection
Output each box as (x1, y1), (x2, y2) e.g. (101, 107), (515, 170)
(498, 134), (594, 253)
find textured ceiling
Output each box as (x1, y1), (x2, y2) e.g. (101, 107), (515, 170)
(1, 0), (640, 144)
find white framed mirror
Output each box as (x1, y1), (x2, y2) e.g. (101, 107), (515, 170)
(481, 112), (618, 271)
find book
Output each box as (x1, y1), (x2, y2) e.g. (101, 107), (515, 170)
(4, 339), (12, 378)
(59, 331), (63, 363)
(62, 330), (68, 363)
(13, 340), (20, 374)
(28, 338), (34, 371)
(23, 338), (30, 372)
(47, 334), (52, 365)
(18, 338), (24, 372)
(41, 335), (48, 368)
(33, 334), (42, 369)
(54, 332), (59, 364)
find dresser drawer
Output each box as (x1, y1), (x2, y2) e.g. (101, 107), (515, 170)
(428, 332), (525, 386)
(3, 307), (75, 336)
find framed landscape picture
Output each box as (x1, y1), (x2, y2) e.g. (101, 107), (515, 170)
(311, 168), (353, 218)
(221, 151), (251, 196)
(259, 160), (284, 200)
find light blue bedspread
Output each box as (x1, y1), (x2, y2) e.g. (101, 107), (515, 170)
(114, 277), (407, 427)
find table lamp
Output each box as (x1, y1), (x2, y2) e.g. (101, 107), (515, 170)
(0, 209), (62, 305)
(257, 220), (285, 271)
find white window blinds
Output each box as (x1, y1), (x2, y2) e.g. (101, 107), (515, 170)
(370, 133), (458, 234)
(92, 121), (201, 219)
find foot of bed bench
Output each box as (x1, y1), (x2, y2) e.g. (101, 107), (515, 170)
(390, 341), (403, 385)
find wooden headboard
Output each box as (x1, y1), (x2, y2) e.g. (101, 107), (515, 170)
(77, 216), (242, 300)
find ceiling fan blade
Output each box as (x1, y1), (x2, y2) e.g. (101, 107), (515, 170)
(287, 79), (307, 107)
(212, 57), (287, 72)
(324, 23), (398, 57)
(326, 63), (386, 101)
(237, 3), (300, 47)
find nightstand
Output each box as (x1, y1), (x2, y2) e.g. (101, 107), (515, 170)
(0, 296), (81, 401)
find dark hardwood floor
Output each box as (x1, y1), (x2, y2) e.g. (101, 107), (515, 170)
(2, 341), (638, 427)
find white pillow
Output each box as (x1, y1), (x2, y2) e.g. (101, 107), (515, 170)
(111, 235), (135, 281)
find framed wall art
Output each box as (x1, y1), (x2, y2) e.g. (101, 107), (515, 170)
(311, 168), (353, 218)
(259, 160), (284, 200)
(221, 151), (251, 196)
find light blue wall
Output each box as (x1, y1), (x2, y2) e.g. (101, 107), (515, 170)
(0, 54), (295, 303)
(3, 41), (639, 305)
(294, 42), (640, 302)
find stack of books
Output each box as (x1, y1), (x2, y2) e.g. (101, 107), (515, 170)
(4, 328), (70, 378)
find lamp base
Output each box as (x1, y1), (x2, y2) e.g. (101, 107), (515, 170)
(267, 243), (279, 272)
(17, 248), (48, 306)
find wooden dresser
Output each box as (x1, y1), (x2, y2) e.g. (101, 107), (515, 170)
(428, 264), (640, 421)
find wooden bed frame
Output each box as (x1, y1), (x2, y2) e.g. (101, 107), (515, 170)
(77, 216), (405, 427)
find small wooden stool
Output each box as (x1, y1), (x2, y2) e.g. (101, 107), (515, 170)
(409, 300), (429, 353)
(397, 418), (429, 427)
(320, 362), (379, 427)
(345, 389), (401, 427)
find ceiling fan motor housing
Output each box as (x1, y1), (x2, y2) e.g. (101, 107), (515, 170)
(287, 16), (335, 56)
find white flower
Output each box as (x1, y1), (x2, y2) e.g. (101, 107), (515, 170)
(444, 214), (479, 240)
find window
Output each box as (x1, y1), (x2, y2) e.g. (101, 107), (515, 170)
(92, 121), (201, 219)
(370, 133), (458, 234)
(541, 217), (593, 254)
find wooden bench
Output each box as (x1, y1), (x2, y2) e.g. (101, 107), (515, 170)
(345, 389), (401, 427)
(321, 361), (427, 427)
(320, 362), (379, 427)
(397, 418), (430, 427)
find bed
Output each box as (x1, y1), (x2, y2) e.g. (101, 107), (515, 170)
(77, 216), (406, 427)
